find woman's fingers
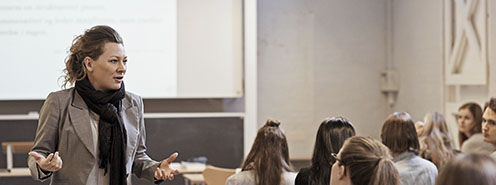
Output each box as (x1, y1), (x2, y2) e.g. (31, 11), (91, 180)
(46, 153), (54, 162)
(155, 167), (164, 179)
(34, 152), (63, 172)
(53, 152), (63, 169)
(154, 167), (176, 180)
(154, 169), (160, 179)
(29, 151), (46, 162)
(164, 152), (178, 165)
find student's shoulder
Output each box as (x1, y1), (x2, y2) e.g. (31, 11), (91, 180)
(226, 171), (255, 185)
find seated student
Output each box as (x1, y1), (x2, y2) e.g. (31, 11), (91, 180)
(295, 117), (355, 185)
(457, 102), (495, 154)
(482, 97), (496, 158)
(381, 112), (437, 185)
(435, 153), (496, 185)
(329, 136), (399, 185)
(226, 120), (296, 185)
(418, 112), (456, 170)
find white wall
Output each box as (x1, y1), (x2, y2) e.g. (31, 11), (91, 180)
(391, 0), (444, 120)
(490, 1), (496, 96)
(257, 0), (388, 158)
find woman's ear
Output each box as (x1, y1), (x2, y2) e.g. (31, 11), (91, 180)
(84, 56), (94, 72)
(337, 165), (347, 180)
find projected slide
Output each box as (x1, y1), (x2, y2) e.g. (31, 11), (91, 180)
(0, 0), (176, 99)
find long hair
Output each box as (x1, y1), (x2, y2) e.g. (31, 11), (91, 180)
(435, 153), (496, 185)
(418, 112), (455, 169)
(381, 112), (420, 154)
(62, 25), (123, 88)
(308, 117), (355, 185)
(458, 102), (483, 147)
(241, 119), (293, 185)
(338, 136), (400, 185)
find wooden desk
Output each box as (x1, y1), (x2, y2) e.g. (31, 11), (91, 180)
(0, 168), (30, 177)
(1, 141), (34, 173)
(170, 162), (206, 174)
(183, 173), (205, 185)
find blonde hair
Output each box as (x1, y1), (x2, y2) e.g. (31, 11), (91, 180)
(435, 153), (496, 185)
(339, 136), (400, 185)
(418, 112), (455, 169)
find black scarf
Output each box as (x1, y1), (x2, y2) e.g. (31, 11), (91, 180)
(75, 77), (127, 185)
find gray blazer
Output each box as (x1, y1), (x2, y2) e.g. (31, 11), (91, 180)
(28, 88), (160, 185)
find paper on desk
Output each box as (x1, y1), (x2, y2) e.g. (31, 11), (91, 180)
(180, 161), (206, 171)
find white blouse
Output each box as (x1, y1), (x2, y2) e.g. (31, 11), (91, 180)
(86, 110), (110, 185)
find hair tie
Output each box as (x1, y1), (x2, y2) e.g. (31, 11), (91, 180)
(265, 119), (280, 127)
(375, 157), (389, 166)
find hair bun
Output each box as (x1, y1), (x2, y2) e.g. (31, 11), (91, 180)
(265, 119), (281, 127)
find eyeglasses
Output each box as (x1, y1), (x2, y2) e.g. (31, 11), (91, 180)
(330, 153), (345, 166)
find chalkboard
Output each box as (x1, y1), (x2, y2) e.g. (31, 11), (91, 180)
(0, 117), (244, 185)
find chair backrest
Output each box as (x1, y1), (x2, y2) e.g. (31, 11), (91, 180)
(202, 165), (236, 185)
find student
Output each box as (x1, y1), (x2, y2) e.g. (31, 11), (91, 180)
(226, 120), (296, 185)
(418, 112), (456, 169)
(381, 112), (437, 185)
(482, 97), (496, 158)
(295, 117), (355, 185)
(329, 136), (399, 185)
(435, 153), (496, 185)
(28, 25), (179, 185)
(458, 102), (495, 154)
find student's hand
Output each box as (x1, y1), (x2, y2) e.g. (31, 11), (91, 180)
(154, 152), (180, 180)
(29, 151), (63, 172)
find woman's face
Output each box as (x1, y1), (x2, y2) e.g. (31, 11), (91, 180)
(458, 108), (474, 136)
(85, 42), (127, 92)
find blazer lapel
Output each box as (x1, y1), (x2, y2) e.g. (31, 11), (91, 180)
(121, 96), (139, 163)
(68, 90), (96, 158)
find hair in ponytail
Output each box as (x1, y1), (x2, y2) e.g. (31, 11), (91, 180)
(241, 119), (294, 185)
(61, 25), (123, 88)
(338, 136), (399, 185)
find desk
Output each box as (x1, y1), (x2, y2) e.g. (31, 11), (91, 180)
(183, 173), (205, 185)
(0, 168), (30, 177)
(0, 141), (33, 178)
(171, 162), (206, 185)
(171, 162), (206, 174)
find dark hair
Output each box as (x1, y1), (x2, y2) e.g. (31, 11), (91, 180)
(307, 117), (355, 185)
(458, 102), (483, 147)
(484, 97), (496, 113)
(241, 119), (293, 185)
(62, 25), (123, 88)
(435, 153), (496, 185)
(338, 136), (399, 185)
(381, 112), (420, 154)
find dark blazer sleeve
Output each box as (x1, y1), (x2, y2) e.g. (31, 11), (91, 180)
(28, 92), (61, 181)
(131, 95), (161, 182)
